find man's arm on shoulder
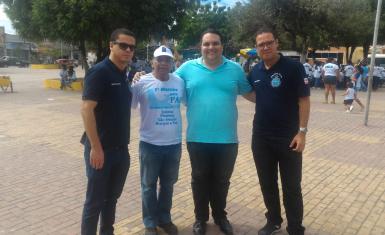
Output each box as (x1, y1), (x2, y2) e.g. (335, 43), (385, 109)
(242, 91), (256, 103)
(81, 100), (104, 169)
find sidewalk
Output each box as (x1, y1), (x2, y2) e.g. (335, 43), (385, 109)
(0, 67), (384, 235)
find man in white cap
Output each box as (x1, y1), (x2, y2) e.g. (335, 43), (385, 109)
(131, 46), (185, 235)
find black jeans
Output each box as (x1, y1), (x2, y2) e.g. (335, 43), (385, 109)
(252, 135), (305, 235)
(81, 145), (130, 235)
(187, 142), (238, 222)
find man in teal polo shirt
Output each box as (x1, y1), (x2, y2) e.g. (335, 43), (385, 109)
(175, 28), (254, 235)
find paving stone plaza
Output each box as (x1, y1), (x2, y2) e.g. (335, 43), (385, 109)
(0, 67), (384, 235)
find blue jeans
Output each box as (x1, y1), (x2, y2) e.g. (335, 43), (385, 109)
(81, 145), (130, 235)
(139, 141), (181, 228)
(186, 142), (238, 222)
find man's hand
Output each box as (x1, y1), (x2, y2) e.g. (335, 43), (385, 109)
(90, 146), (104, 169)
(289, 132), (306, 152)
(132, 71), (146, 83)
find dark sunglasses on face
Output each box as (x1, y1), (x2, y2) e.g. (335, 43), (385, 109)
(113, 41), (136, 51)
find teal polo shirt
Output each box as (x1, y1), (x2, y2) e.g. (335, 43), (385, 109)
(175, 57), (252, 143)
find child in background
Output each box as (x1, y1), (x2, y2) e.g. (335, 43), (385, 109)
(342, 82), (355, 112)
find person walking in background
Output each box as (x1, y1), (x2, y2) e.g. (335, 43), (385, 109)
(313, 61), (323, 89)
(247, 27), (310, 235)
(59, 64), (68, 90)
(342, 82), (356, 113)
(80, 28), (135, 235)
(322, 58), (339, 104)
(131, 46), (184, 235)
(303, 59), (313, 87)
(351, 66), (365, 111)
(343, 61), (354, 89)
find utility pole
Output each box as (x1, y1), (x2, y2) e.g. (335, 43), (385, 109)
(364, 0), (383, 126)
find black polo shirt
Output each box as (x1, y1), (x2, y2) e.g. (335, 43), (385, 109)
(247, 55), (310, 138)
(81, 57), (132, 149)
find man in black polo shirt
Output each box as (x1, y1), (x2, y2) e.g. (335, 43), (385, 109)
(80, 28), (135, 235)
(247, 27), (310, 235)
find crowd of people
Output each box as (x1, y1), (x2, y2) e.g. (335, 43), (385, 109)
(302, 58), (385, 93)
(301, 58), (384, 112)
(80, 27), (310, 235)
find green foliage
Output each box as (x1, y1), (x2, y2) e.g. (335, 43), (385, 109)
(2, 0), (385, 63)
(174, 1), (231, 50)
(0, 0), (191, 66)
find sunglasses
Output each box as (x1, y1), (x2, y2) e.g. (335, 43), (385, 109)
(113, 41), (136, 51)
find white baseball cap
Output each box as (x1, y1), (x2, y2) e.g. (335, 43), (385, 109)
(153, 46), (174, 58)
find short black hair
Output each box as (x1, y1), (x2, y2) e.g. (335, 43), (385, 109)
(200, 28), (223, 44)
(110, 28), (135, 42)
(255, 26), (278, 40)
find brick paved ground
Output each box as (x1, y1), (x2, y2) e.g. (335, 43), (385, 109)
(0, 67), (384, 235)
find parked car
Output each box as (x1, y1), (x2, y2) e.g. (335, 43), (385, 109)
(0, 56), (30, 67)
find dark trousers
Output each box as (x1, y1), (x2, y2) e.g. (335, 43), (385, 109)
(81, 145), (130, 235)
(252, 135), (305, 235)
(187, 142), (238, 222)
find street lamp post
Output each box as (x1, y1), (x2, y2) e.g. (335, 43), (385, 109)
(364, 0), (383, 126)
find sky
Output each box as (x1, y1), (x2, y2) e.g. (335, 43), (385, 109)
(0, 1), (247, 35)
(0, 4), (15, 34)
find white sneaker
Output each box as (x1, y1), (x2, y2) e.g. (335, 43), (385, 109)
(346, 110), (350, 113)
(349, 106), (354, 111)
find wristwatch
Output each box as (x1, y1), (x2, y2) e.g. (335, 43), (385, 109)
(299, 127), (308, 134)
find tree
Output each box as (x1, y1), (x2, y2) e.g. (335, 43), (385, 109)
(242, 0), (330, 61)
(174, 1), (233, 55)
(1, 0), (192, 70)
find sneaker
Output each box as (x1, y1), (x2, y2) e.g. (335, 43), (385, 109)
(192, 220), (206, 235)
(258, 223), (281, 235)
(144, 227), (158, 235)
(214, 218), (234, 235)
(349, 105), (354, 111)
(158, 222), (178, 235)
(345, 110), (350, 113)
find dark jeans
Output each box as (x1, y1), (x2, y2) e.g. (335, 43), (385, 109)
(81, 145), (130, 235)
(252, 135), (305, 235)
(139, 141), (181, 228)
(187, 142), (238, 222)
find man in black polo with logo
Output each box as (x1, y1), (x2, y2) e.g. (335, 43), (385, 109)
(80, 28), (135, 235)
(247, 27), (310, 235)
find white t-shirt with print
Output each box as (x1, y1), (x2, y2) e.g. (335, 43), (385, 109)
(323, 63), (339, 76)
(303, 63), (313, 77)
(344, 64), (354, 77)
(345, 88), (355, 100)
(131, 73), (185, 145)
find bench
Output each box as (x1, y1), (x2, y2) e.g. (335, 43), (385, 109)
(43, 78), (83, 91)
(0, 76), (13, 93)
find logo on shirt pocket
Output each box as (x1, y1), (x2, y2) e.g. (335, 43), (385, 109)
(111, 82), (121, 86)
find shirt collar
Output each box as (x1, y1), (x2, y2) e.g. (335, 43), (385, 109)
(257, 53), (284, 71)
(104, 57), (128, 75)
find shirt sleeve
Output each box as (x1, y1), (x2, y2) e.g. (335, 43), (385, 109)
(82, 68), (105, 101)
(236, 64), (252, 94)
(174, 62), (186, 80)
